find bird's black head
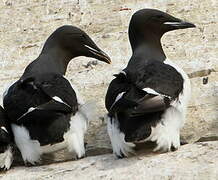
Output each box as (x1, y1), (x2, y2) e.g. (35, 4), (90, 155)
(41, 25), (111, 64)
(129, 9), (196, 51)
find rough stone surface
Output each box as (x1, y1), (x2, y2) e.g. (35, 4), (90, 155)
(1, 142), (218, 180)
(0, 0), (217, 178)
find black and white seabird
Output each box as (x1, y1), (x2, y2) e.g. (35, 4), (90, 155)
(2, 25), (111, 168)
(105, 9), (195, 158)
(0, 106), (13, 170)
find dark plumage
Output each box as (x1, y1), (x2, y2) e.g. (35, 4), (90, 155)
(105, 9), (195, 158)
(2, 25), (110, 168)
(0, 106), (13, 170)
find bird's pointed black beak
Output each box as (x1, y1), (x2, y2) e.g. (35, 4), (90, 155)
(84, 45), (111, 64)
(164, 20), (196, 29)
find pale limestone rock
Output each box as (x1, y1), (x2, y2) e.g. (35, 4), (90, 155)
(0, 0), (217, 177)
(1, 142), (218, 180)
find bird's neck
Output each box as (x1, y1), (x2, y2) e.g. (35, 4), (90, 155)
(23, 47), (74, 77)
(129, 28), (166, 62)
(39, 47), (73, 74)
(133, 41), (166, 61)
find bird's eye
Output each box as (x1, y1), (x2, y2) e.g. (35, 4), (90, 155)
(156, 15), (164, 19)
(81, 34), (86, 39)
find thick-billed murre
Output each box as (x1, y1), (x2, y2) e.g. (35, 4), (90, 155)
(2, 25), (111, 168)
(105, 9), (195, 158)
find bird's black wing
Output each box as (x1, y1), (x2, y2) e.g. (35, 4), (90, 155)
(3, 73), (78, 124)
(126, 61), (184, 117)
(34, 73), (78, 111)
(106, 60), (184, 117)
(135, 61), (184, 99)
(105, 72), (132, 111)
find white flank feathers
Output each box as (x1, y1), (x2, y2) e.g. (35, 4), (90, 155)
(65, 101), (96, 158)
(106, 114), (135, 157)
(0, 146), (13, 170)
(11, 124), (41, 164)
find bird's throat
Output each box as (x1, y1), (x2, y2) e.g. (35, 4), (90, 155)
(132, 40), (166, 62)
(129, 27), (166, 62)
(39, 48), (73, 75)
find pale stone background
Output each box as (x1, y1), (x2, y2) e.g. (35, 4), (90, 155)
(0, 0), (217, 179)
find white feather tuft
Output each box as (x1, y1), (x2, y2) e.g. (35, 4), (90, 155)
(63, 101), (97, 158)
(106, 114), (135, 157)
(0, 146), (13, 170)
(11, 124), (41, 164)
(64, 112), (86, 158)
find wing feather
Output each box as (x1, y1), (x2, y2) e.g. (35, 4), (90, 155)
(4, 73), (78, 123)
